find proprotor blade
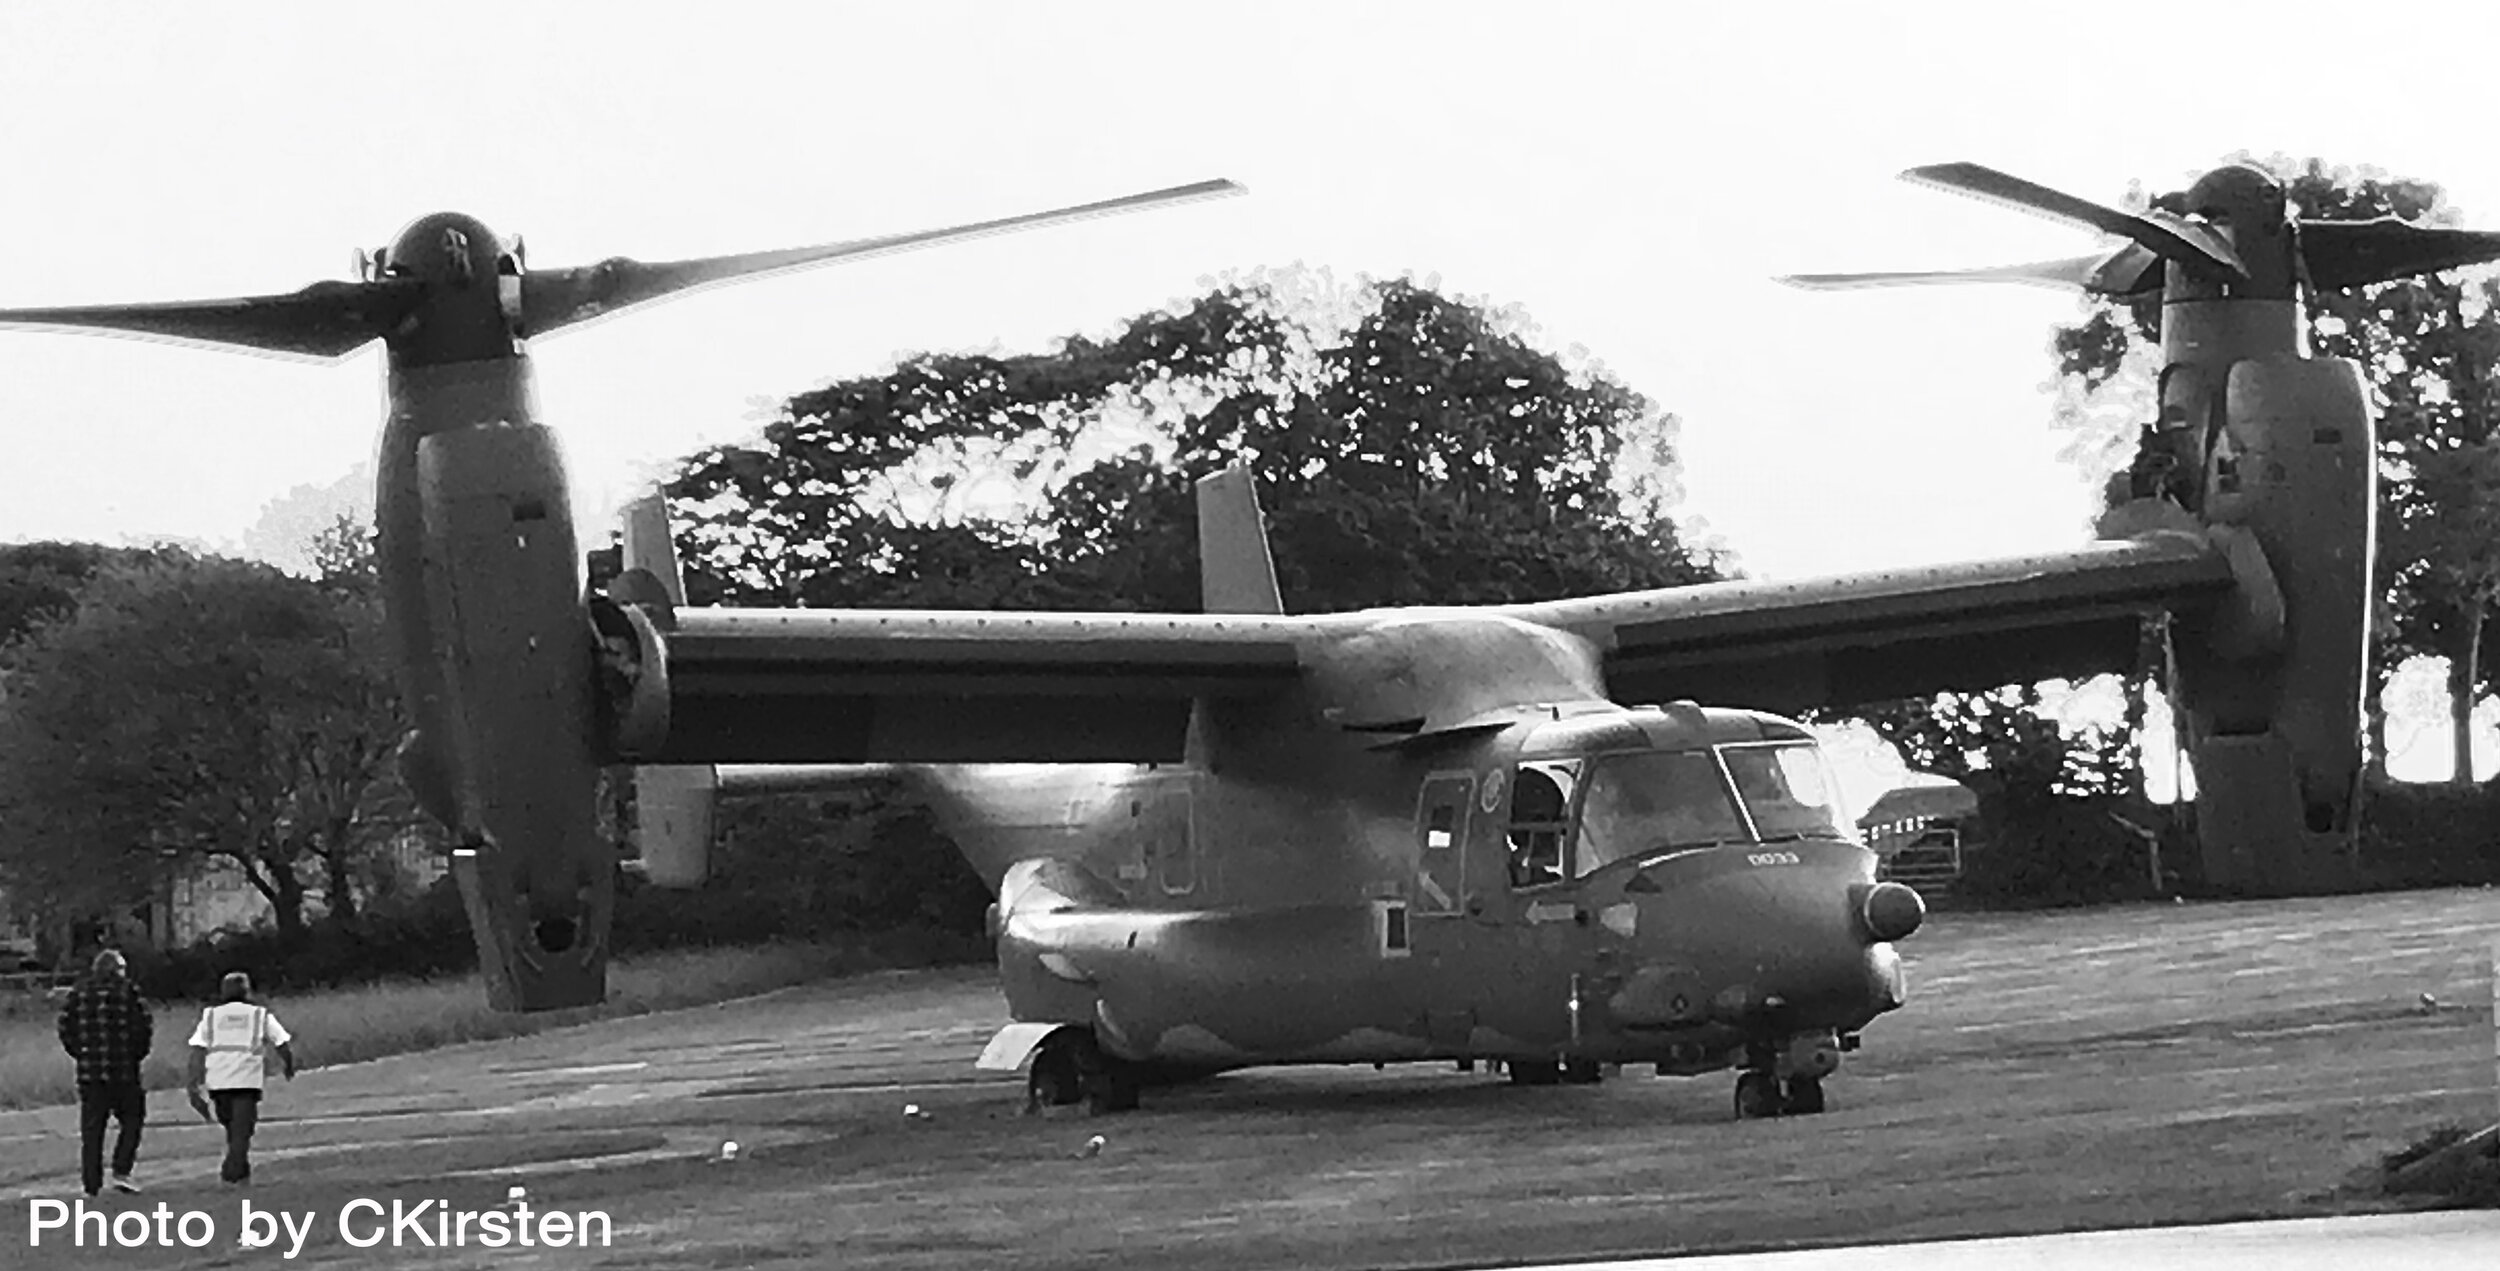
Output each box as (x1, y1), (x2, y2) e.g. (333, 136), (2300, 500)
(0, 278), (422, 359)
(521, 178), (1247, 338)
(2299, 220), (2500, 290)
(1905, 162), (2249, 282)
(1779, 248), (2161, 296)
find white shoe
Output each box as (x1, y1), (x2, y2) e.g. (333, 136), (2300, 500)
(110, 1174), (140, 1194)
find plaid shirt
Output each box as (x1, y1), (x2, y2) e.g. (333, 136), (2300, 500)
(56, 975), (153, 1086)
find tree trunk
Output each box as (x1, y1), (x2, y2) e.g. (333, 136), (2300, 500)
(321, 846), (360, 929)
(268, 863), (307, 937)
(2450, 606), (2485, 786)
(2364, 663), (2391, 782)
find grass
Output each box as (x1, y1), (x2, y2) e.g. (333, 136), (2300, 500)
(0, 889), (2490, 1268)
(0, 931), (985, 1111)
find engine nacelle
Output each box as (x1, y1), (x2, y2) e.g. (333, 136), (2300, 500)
(417, 422), (612, 1009)
(2170, 354), (2374, 890)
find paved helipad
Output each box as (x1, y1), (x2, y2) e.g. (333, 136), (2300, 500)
(3, 889), (2493, 1269)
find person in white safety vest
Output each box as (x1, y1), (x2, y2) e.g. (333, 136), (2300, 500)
(184, 972), (296, 1184)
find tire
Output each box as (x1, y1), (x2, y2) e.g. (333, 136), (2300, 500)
(1086, 1061), (1141, 1114)
(1028, 1033), (1088, 1109)
(1508, 1058), (1563, 1086)
(1561, 1058), (1604, 1085)
(1783, 1076), (1826, 1116)
(1734, 1070), (1782, 1120)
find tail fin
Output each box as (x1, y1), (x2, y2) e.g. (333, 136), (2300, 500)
(1194, 467), (1284, 614)
(618, 493), (717, 888)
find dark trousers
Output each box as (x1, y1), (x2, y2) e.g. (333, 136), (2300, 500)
(211, 1089), (261, 1183)
(75, 1080), (145, 1195)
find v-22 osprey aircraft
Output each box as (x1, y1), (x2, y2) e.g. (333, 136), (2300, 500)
(7, 155), (2470, 1117)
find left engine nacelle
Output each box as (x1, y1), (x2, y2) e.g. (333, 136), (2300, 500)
(417, 422), (612, 1010)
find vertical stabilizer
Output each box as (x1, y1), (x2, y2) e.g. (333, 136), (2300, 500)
(1194, 467), (1284, 614)
(619, 493), (718, 888)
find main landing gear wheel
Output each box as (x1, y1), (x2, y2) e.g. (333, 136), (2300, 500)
(1508, 1058), (1562, 1086)
(1561, 1058), (1604, 1085)
(1028, 1029), (1141, 1114)
(1734, 1070), (1782, 1120)
(1086, 1057), (1141, 1114)
(1782, 1076), (1826, 1116)
(1028, 1031), (1088, 1111)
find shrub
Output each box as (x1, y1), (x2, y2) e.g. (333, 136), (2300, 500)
(1957, 794), (2165, 909)
(2352, 779), (2500, 889)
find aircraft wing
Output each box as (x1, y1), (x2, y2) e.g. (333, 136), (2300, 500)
(614, 607), (1314, 765)
(1505, 536), (2240, 713)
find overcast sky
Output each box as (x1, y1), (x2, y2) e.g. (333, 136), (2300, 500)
(13, 1), (2500, 580)
(7, 2), (2500, 785)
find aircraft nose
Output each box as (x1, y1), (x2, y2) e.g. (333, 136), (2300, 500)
(1608, 849), (1908, 1032)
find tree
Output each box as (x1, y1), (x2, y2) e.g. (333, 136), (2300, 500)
(1855, 684), (2133, 805)
(1852, 683), (2157, 903)
(0, 548), (413, 938)
(2049, 156), (2500, 783)
(0, 542), (166, 648)
(666, 271), (1722, 613)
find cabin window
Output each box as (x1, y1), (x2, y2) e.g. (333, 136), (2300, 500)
(1413, 775), (1472, 915)
(1577, 750), (1745, 874)
(1722, 743), (1848, 841)
(1507, 761), (1579, 889)
(1376, 899), (1411, 956)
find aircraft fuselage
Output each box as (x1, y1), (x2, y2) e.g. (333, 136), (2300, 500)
(914, 695), (1912, 1080)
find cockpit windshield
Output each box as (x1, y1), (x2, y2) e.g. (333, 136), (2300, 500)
(1576, 750), (1747, 873)
(1549, 742), (1851, 879)
(1721, 743), (1848, 840)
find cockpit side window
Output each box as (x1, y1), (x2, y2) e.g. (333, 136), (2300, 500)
(1722, 743), (1848, 840)
(1578, 750), (1746, 873)
(1506, 761), (1578, 889)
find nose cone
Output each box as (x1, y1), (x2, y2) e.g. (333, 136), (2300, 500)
(1609, 844), (1906, 1033)
(1859, 880), (1925, 943)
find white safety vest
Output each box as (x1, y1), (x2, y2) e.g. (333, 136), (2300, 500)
(189, 1003), (291, 1091)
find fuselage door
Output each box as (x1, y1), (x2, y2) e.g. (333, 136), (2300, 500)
(1414, 773), (1473, 917)
(1157, 786), (1198, 896)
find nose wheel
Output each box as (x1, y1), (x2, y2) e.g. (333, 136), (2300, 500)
(1734, 1070), (1782, 1119)
(1782, 1075), (1825, 1115)
(1734, 1071), (1827, 1118)
(1027, 1028), (1141, 1115)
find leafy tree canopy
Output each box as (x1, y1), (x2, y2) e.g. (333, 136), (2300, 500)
(0, 543), (412, 936)
(665, 271), (1724, 613)
(0, 542), (169, 652)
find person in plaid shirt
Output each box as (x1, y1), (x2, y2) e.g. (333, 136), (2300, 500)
(55, 949), (154, 1196)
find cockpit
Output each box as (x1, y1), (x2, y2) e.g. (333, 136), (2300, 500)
(1504, 713), (1851, 890)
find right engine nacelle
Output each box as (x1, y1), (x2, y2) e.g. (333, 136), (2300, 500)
(2169, 354), (2375, 891)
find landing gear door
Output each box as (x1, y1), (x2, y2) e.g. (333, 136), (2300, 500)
(1414, 773), (1473, 918)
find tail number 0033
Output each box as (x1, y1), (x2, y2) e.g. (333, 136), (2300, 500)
(1746, 851), (1801, 867)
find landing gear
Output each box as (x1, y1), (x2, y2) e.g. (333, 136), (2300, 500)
(1507, 1058), (1560, 1086)
(1733, 1069), (1782, 1119)
(1732, 1032), (1837, 1119)
(1782, 1075), (1825, 1116)
(1029, 1037), (1086, 1110)
(1087, 1057), (1140, 1114)
(1562, 1058), (1604, 1085)
(1027, 1028), (1141, 1115)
